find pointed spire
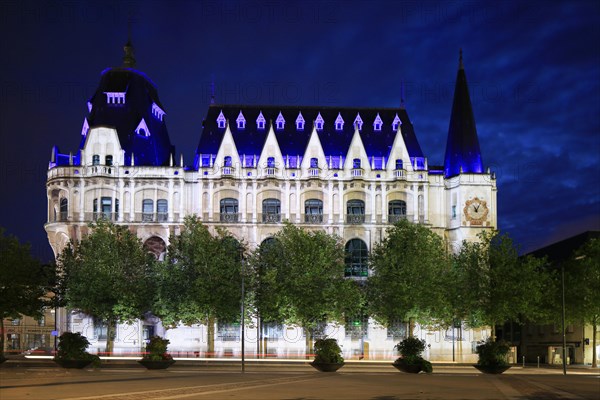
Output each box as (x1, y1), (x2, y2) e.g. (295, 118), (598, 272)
(122, 21), (136, 68)
(443, 50), (484, 178)
(459, 48), (464, 70)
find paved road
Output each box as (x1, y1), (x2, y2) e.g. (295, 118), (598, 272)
(1, 362), (598, 399)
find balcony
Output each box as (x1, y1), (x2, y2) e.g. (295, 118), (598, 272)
(346, 214), (366, 224)
(222, 166), (235, 176)
(308, 168), (319, 178)
(388, 214), (409, 224)
(394, 169), (406, 179)
(88, 212), (116, 221)
(351, 168), (363, 177)
(262, 213), (281, 224)
(219, 213), (240, 223)
(135, 213), (171, 223)
(304, 214), (324, 223)
(265, 167), (277, 177)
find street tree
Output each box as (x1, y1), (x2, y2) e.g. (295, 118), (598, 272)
(58, 220), (156, 355)
(452, 231), (548, 340)
(250, 222), (363, 357)
(367, 219), (449, 337)
(154, 216), (243, 356)
(0, 228), (52, 360)
(565, 237), (600, 367)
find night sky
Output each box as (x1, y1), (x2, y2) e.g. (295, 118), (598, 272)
(1, 0), (599, 262)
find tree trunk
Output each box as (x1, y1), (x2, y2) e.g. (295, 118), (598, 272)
(105, 319), (115, 356)
(491, 323), (496, 342)
(592, 319), (597, 368)
(0, 318), (5, 359)
(408, 318), (415, 337)
(207, 316), (215, 358)
(305, 328), (313, 360)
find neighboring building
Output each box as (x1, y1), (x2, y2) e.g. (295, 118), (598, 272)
(502, 231), (599, 365)
(2, 310), (56, 355)
(44, 43), (497, 360)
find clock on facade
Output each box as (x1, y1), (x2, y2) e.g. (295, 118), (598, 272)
(463, 197), (488, 225)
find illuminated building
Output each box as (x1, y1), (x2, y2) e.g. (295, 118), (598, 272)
(44, 43), (496, 360)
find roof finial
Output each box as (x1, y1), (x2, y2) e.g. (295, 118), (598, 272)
(400, 80), (406, 109)
(210, 74), (216, 104)
(122, 17), (136, 68)
(459, 48), (464, 70)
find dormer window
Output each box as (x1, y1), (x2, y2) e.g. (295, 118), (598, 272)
(354, 113), (363, 130)
(217, 110), (226, 129)
(392, 114), (401, 131)
(276, 112), (285, 130)
(236, 111), (246, 129)
(81, 118), (89, 136)
(373, 113), (383, 131)
(296, 112), (305, 130)
(335, 113), (344, 131)
(105, 155), (113, 166)
(92, 155), (100, 166)
(315, 112), (324, 130)
(135, 118), (151, 137)
(256, 111), (266, 129)
(151, 103), (166, 121)
(104, 92), (125, 105)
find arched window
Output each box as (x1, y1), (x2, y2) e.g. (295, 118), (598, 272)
(346, 199), (365, 224)
(388, 200), (407, 223)
(223, 156), (232, 167)
(93, 197), (113, 220)
(395, 159), (403, 170)
(345, 239), (368, 277)
(92, 154), (100, 166)
(157, 199), (168, 222)
(220, 198), (239, 222)
(144, 236), (167, 261)
(304, 199), (323, 223)
(59, 198), (68, 221)
(142, 199), (154, 222)
(267, 157), (275, 168)
(310, 158), (318, 168)
(105, 155), (113, 166)
(353, 158), (361, 169)
(262, 198), (281, 223)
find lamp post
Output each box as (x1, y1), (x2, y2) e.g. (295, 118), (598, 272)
(561, 263), (567, 375)
(241, 255), (245, 373)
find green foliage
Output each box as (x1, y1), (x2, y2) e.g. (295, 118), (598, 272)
(154, 216), (244, 327)
(143, 336), (173, 361)
(393, 337), (432, 373)
(54, 332), (100, 366)
(367, 219), (449, 329)
(564, 238), (600, 326)
(394, 336), (426, 359)
(0, 227), (54, 359)
(249, 222), (363, 332)
(451, 231), (550, 329)
(475, 338), (510, 367)
(58, 220), (156, 353)
(313, 338), (344, 364)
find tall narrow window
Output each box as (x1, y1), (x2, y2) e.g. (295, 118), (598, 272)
(347, 199), (365, 224)
(388, 200), (407, 223)
(220, 198), (239, 222)
(304, 199), (323, 223)
(353, 158), (361, 169)
(101, 197), (112, 220)
(105, 155), (113, 166)
(224, 156), (232, 167)
(345, 239), (368, 277)
(310, 157), (318, 168)
(59, 198), (68, 221)
(142, 199), (154, 222)
(395, 159), (403, 170)
(262, 198), (281, 223)
(92, 155), (100, 166)
(157, 199), (168, 222)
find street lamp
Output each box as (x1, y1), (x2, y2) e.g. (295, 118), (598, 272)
(561, 263), (566, 375)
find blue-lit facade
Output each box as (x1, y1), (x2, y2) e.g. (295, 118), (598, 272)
(45, 47), (497, 361)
